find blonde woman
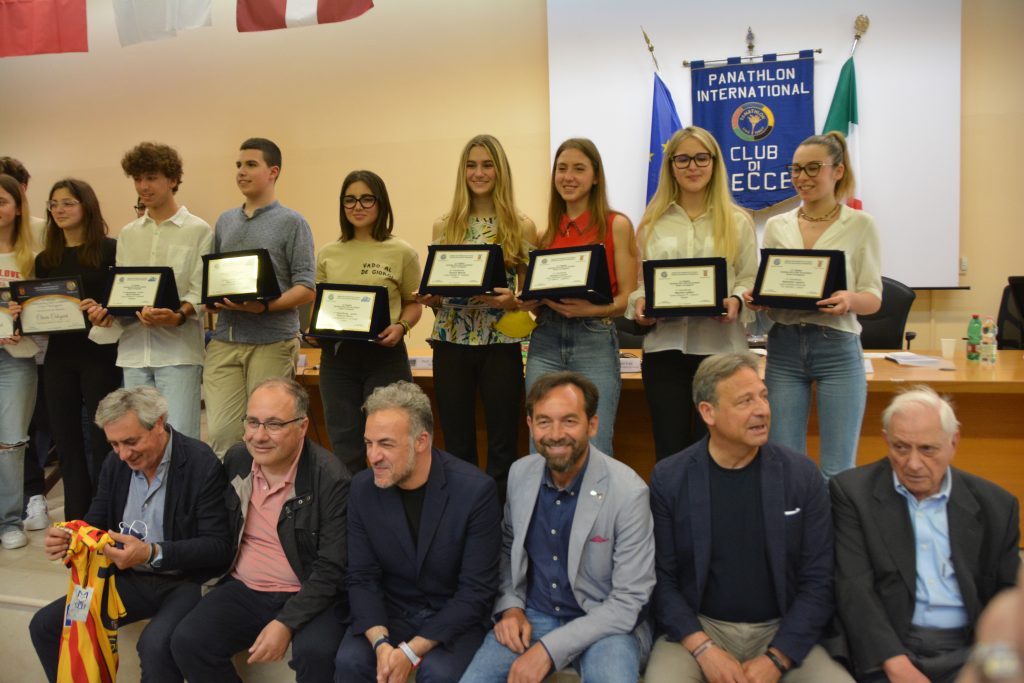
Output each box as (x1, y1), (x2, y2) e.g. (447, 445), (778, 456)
(627, 126), (757, 459)
(417, 134), (535, 496)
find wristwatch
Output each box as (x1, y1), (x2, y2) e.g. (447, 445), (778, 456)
(968, 643), (1021, 681)
(150, 543), (164, 569)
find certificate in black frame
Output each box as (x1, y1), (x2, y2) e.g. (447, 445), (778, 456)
(642, 257), (728, 318)
(102, 266), (181, 316)
(306, 283), (391, 342)
(201, 249), (281, 305)
(12, 276), (88, 335)
(417, 244), (506, 297)
(519, 244), (613, 305)
(751, 248), (847, 310)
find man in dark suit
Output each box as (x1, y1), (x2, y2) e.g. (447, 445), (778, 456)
(645, 352), (852, 683)
(333, 380), (501, 683)
(28, 386), (233, 683)
(830, 385), (1020, 683)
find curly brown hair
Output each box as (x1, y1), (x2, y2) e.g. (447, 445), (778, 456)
(120, 142), (183, 192)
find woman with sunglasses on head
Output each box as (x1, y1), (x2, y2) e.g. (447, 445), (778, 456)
(746, 131), (881, 478)
(36, 179), (121, 520)
(522, 138), (637, 456)
(0, 175), (39, 549)
(626, 126), (757, 460)
(417, 134), (535, 496)
(316, 170), (421, 473)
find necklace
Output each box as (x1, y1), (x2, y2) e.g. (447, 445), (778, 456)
(798, 203), (840, 222)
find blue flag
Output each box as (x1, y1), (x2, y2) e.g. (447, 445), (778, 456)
(648, 73), (683, 203)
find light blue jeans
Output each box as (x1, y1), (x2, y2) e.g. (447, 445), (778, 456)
(765, 323), (866, 479)
(123, 365), (203, 439)
(0, 353), (37, 531)
(524, 310), (620, 456)
(459, 607), (643, 683)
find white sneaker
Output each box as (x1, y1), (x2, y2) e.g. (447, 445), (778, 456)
(24, 495), (50, 531)
(1, 527), (28, 550)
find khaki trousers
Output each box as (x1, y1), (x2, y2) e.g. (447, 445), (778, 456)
(644, 615), (854, 683)
(203, 338), (299, 457)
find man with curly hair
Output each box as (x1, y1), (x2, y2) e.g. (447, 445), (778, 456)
(86, 142), (213, 439)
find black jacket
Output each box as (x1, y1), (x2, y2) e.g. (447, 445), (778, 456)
(86, 427), (233, 584)
(223, 437), (350, 631)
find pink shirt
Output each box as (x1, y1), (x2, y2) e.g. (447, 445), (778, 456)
(232, 453), (302, 593)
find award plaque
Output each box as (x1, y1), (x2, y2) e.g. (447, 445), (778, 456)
(0, 288), (14, 338)
(417, 244), (506, 296)
(642, 257), (727, 318)
(201, 249), (281, 305)
(13, 277), (88, 334)
(103, 267), (180, 316)
(751, 248), (848, 310)
(520, 244), (613, 304)
(306, 283), (391, 341)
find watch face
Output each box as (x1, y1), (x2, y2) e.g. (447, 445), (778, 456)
(972, 643), (1021, 681)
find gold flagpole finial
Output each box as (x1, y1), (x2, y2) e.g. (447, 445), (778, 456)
(851, 15), (870, 57)
(641, 26), (661, 72)
(746, 27), (756, 57)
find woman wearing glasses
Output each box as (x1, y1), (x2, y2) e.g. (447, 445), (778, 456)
(749, 131), (881, 478)
(36, 179), (121, 520)
(626, 126), (757, 460)
(315, 170), (421, 473)
(522, 138), (637, 456)
(417, 134), (534, 497)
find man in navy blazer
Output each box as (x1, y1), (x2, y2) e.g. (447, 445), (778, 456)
(29, 386), (232, 683)
(334, 380), (501, 683)
(645, 353), (852, 683)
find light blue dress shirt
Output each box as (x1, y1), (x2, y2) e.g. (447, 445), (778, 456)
(893, 468), (969, 629)
(121, 432), (173, 550)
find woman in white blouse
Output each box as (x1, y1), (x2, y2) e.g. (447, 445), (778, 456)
(747, 131), (881, 478)
(627, 126), (757, 459)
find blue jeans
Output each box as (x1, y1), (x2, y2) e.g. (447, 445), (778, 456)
(0, 353), (37, 530)
(123, 365), (202, 439)
(459, 607), (642, 683)
(525, 311), (620, 455)
(765, 323), (866, 478)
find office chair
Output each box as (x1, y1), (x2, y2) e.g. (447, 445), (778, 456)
(996, 278), (1023, 349)
(858, 276), (916, 350)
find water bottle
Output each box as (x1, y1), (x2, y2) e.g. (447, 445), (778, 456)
(980, 315), (998, 366)
(966, 314), (982, 363)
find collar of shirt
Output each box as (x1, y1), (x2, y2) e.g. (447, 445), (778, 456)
(666, 201), (710, 222)
(140, 205), (190, 229)
(250, 446), (302, 495)
(558, 209), (595, 236)
(237, 200), (280, 221)
(893, 467), (953, 508)
(541, 451), (590, 497)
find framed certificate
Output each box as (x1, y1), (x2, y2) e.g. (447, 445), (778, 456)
(201, 249), (281, 305)
(13, 277), (88, 334)
(0, 289), (14, 338)
(751, 248), (847, 310)
(306, 283), (391, 341)
(520, 244), (613, 304)
(642, 257), (727, 318)
(103, 267), (180, 316)
(417, 244), (506, 296)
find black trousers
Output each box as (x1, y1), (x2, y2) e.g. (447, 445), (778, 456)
(858, 625), (969, 683)
(29, 572), (199, 683)
(431, 340), (523, 497)
(43, 337), (122, 520)
(171, 578), (346, 683)
(641, 350), (708, 460)
(318, 339), (412, 474)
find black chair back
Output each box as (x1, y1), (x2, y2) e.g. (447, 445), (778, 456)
(996, 280), (1023, 349)
(858, 276), (916, 350)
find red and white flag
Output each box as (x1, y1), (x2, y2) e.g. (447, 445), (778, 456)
(237, 0), (372, 32)
(0, 0), (88, 58)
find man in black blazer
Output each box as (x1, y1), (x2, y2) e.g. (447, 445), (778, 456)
(831, 385), (1020, 683)
(333, 380), (501, 683)
(645, 353), (852, 683)
(29, 386), (232, 683)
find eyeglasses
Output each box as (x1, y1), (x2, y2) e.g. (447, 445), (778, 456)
(47, 199), (81, 211)
(242, 416), (305, 434)
(671, 153), (714, 169)
(784, 162), (836, 178)
(342, 194), (377, 210)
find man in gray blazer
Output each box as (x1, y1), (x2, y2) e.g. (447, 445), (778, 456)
(459, 371), (655, 683)
(831, 385), (1020, 683)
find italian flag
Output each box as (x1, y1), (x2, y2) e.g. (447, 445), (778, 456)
(823, 57), (862, 209)
(237, 0), (372, 32)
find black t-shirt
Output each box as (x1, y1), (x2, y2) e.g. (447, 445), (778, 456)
(700, 449), (781, 623)
(398, 483), (427, 547)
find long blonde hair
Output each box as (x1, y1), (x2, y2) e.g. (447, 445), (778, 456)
(0, 174), (35, 279)
(440, 134), (526, 267)
(541, 138), (613, 248)
(640, 126), (739, 260)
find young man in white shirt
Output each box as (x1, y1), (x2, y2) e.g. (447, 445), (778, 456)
(87, 142), (212, 438)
